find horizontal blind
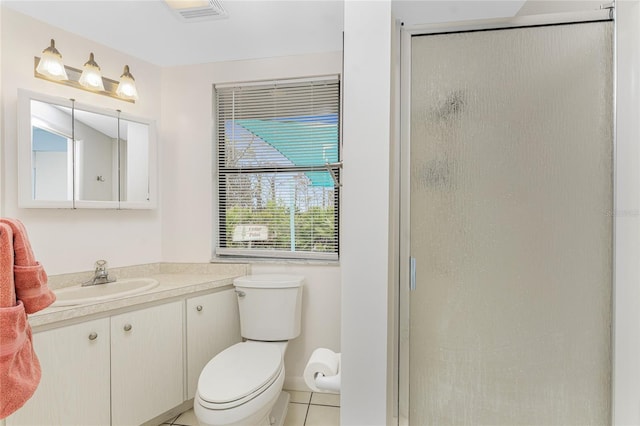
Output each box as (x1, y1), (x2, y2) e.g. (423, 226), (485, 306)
(215, 77), (340, 259)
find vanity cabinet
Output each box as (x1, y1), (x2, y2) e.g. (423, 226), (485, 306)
(6, 287), (241, 425)
(186, 288), (241, 399)
(6, 318), (111, 426)
(111, 301), (184, 426)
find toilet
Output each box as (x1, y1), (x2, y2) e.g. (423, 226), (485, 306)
(194, 274), (304, 426)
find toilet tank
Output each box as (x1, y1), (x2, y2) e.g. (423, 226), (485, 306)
(234, 275), (303, 341)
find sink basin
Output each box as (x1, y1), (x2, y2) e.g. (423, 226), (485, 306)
(52, 278), (159, 307)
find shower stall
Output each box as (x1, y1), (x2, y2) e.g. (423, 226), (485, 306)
(399, 10), (614, 425)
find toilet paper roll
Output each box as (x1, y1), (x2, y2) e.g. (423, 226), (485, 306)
(304, 348), (341, 393)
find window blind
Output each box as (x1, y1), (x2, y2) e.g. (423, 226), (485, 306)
(215, 77), (340, 260)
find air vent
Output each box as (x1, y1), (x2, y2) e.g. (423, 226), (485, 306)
(165, 0), (228, 22)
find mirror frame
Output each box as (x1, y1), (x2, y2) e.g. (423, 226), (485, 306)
(17, 89), (157, 209)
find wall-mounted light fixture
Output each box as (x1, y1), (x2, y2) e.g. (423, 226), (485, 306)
(35, 39), (68, 80)
(34, 39), (139, 103)
(115, 65), (138, 101)
(78, 52), (105, 91)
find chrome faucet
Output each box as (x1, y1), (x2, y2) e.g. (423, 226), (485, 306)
(83, 259), (116, 286)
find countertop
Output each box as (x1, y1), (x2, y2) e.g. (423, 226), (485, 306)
(29, 271), (246, 330)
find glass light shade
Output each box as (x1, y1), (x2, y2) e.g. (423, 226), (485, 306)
(116, 65), (139, 101)
(35, 39), (68, 80)
(78, 53), (105, 91)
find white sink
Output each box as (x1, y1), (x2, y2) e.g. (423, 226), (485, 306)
(52, 278), (159, 307)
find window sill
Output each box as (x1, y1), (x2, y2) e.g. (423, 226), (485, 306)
(209, 256), (340, 267)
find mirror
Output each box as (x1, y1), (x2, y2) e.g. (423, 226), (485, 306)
(118, 118), (150, 204)
(73, 107), (119, 207)
(30, 98), (74, 204)
(18, 89), (156, 209)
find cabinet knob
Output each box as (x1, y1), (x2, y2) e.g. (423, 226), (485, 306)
(124, 324), (132, 332)
(196, 305), (203, 312)
(88, 332), (98, 341)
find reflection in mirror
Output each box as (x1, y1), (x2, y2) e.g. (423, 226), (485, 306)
(31, 100), (73, 201)
(73, 108), (119, 203)
(119, 119), (150, 203)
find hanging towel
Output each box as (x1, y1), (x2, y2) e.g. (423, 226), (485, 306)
(0, 224), (16, 309)
(0, 219), (55, 314)
(0, 223), (42, 419)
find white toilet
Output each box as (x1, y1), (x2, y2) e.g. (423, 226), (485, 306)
(194, 274), (304, 426)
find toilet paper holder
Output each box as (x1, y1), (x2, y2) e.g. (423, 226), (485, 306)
(304, 348), (341, 393)
(313, 370), (341, 393)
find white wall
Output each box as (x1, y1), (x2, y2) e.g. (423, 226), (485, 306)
(341, 2), (393, 425)
(0, 8), (163, 274)
(613, 2), (640, 424)
(160, 52), (343, 388)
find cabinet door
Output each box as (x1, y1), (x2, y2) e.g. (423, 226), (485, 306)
(110, 301), (184, 426)
(186, 289), (241, 399)
(7, 318), (110, 426)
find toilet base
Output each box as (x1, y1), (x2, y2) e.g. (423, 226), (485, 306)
(268, 392), (290, 426)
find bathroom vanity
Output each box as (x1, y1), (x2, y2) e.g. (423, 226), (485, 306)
(5, 266), (245, 426)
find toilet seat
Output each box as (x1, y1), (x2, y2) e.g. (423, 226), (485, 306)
(197, 342), (283, 410)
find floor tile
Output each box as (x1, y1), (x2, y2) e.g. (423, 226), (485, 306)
(173, 408), (200, 426)
(287, 390), (312, 404)
(283, 402), (308, 426)
(305, 404), (340, 426)
(310, 392), (340, 407)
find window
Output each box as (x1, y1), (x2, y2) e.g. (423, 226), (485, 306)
(215, 77), (341, 260)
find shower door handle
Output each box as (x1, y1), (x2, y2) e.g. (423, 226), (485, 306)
(410, 257), (416, 291)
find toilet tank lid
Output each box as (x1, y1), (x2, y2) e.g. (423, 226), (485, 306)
(234, 274), (304, 289)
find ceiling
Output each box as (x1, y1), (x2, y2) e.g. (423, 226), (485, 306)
(3, 0), (345, 67)
(2, 0), (606, 68)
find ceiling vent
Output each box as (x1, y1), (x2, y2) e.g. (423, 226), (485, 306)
(164, 0), (228, 22)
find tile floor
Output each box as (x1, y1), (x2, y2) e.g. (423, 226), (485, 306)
(160, 390), (340, 426)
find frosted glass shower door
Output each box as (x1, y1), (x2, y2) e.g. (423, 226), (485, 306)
(408, 21), (613, 425)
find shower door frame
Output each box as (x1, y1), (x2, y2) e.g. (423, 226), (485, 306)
(398, 8), (616, 425)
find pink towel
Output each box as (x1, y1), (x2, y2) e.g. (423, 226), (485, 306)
(0, 302), (41, 419)
(0, 219), (55, 314)
(0, 223), (42, 418)
(0, 224), (16, 309)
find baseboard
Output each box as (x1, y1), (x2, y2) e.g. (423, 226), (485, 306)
(284, 375), (310, 392)
(142, 399), (193, 426)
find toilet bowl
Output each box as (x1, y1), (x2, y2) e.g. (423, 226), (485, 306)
(194, 341), (287, 426)
(194, 274), (304, 426)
